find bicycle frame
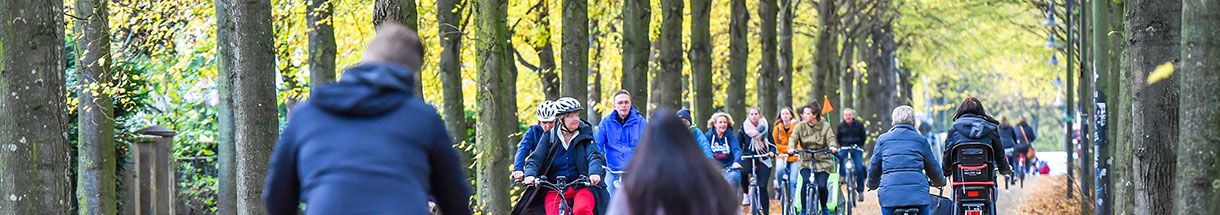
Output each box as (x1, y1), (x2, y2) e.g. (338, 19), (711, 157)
(794, 149), (839, 215)
(531, 176), (593, 215)
(742, 153), (772, 215)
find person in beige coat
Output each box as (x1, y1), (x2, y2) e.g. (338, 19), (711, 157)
(787, 102), (838, 215)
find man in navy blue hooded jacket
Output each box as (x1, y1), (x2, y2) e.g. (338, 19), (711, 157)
(263, 22), (472, 215)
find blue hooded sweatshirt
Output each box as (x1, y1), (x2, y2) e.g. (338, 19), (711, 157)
(595, 108), (647, 171)
(264, 63), (472, 215)
(867, 124), (945, 207)
(513, 125), (546, 171)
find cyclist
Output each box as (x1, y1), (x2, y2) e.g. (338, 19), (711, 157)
(605, 110), (738, 215)
(942, 97), (1012, 215)
(523, 97), (610, 215)
(1013, 117), (1036, 174)
(836, 108), (867, 200)
(866, 106), (945, 215)
(773, 107), (799, 201)
(678, 109), (714, 159)
(738, 107), (776, 211)
(595, 90), (648, 196)
(789, 102), (838, 215)
(706, 112), (743, 194)
(515, 101), (558, 181)
(997, 117), (1018, 185)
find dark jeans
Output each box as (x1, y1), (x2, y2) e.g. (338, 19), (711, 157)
(799, 168), (829, 215)
(838, 149), (866, 193)
(743, 160), (772, 215)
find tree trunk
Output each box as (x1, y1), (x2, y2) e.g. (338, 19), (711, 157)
(308, 0), (337, 93)
(756, 0), (778, 120)
(220, 0), (279, 213)
(74, 0), (117, 213)
(0, 0), (72, 214)
(588, 13), (602, 126)
(690, 0), (712, 130)
(213, 0), (238, 213)
(864, 19), (897, 136)
(840, 38), (856, 112)
(622, 0), (650, 114)
(475, 0), (513, 213)
(1110, 0), (1134, 213)
(1174, 0), (1219, 213)
(437, 0), (472, 189)
(1091, 0), (1112, 213)
(777, 0), (793, 111)
(811, 0), (836, 103)
(563, 0), (590, 108)
(1125, 0), (1181, 213)
(374, 0), (420, 95)
(728, 0), (748, 121)
(653, 0), (682, 111)
(535, 0), (560, 100)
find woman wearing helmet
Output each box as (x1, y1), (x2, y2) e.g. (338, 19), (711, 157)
(514, 100), (559, 181)
(520, 97), (610, 215)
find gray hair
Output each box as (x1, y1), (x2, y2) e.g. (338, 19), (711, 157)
(892, 106), (915, 125)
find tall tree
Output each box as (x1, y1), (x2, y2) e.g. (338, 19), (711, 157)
(1174, 0), (1219, 213)
(622, 0), (650, 114)
(757, 0), (778, 120)
(308, 0), (337, 93)
(655, 0), (683, 111)
(690, 0), (713, 129)
(213, 0), (238, 213)
(219, 0), (279, 213)
(864, 17), (897, 136)
(587, 3), (603, 125)
(563, 0), (589, 106)
(811, 0), (837, 104)
(374, 0), (420, 95)
(75, 0), (117, 213)
(1091, 0), (1112, 213)
(1125, 0), (1181, 213)
(728, 0), (749, 121)
(534, 0), (560, 100)
(1109, 0), (1134, 213)
(437, 0), (471, 187)
(777, 0), (794, 110)
(0, 0), (72, 214)
(474, 0), (514, 213)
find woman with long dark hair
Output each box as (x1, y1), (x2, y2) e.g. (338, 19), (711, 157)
(606, 110), (739, 215)
(940, 97), (1012, 215)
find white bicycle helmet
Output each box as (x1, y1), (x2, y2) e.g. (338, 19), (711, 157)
(536, 100), (557, 122)
(552, 97), (583, 114)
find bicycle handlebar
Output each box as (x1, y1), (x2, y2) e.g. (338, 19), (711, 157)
(839, 145), (864, 152)
(601, 166), (626, 175)
(741, 152), (774, 159)
(531, 176), (595, 190)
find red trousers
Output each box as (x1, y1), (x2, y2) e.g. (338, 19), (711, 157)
(545, 187), (595, 215)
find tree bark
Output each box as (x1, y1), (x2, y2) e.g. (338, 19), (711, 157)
(690, 0), (712, 130)
(728, 0), (749, 122)
(563, 0), (589, 107)
(374, 0), (420, 95)
(756, 0), (778, 120)
(535, 0), (560, 100)
(308, 0), (337, 93)
(437, 0), (471, 189)
(777, 0), (794, 111)
(1174, 0), (1220, 213)
(1091, 1), (1112, 213)
(811, 0), (836, 104)
(475, 0), (513, 213)
(213, 0), (238, 213)
(0, 0), (72, 214)
(622, 0), (650, 114)
(220, 0), (279, 213)
(864, 19), (897, 136)
(1125, 0), (1180, 213)
(74, 0), (117, 213)
(588, 12), (602, 126)
(840, 38), (856, 112)
(1110, 0), (1134, 213)
(654, 0), (683, 111)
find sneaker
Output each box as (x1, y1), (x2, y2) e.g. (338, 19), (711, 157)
(742, 194), (750, 205)
(858, 191), (865, 202)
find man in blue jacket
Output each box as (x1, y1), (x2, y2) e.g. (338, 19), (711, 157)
(595, 90), (647, 196)
(263, 22), (471, 215)
(867, 106), (945, 215)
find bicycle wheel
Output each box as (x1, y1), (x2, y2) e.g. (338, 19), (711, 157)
(751, 183), (762, 215)
(845, 173), (856, 207)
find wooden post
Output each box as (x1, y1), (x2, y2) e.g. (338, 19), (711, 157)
(135, 126), (178, 215)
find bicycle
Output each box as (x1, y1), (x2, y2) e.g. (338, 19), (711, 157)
(776, 153), (797, 215)
(742, 153), (774, 215)
(602, 165), (627, 189)
(529, 176), (596, 215)
(838, 145), (864, 210)
(794, 149), (847, 215)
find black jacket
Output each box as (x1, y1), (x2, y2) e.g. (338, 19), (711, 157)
(264, 63), (472, 215)
(998, 124), (1017, 150)
(943, 114), (1012, 178)
(515, 122), (610, 215)
(837, 119), (868, 147)
(1013, 122), (1036, 153)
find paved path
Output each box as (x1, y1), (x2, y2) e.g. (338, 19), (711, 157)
(741, 175), (1050, 215)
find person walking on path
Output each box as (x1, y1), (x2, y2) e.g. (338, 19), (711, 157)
(866, 106), (946, 215)
(678, 109), (714, 159)
(836, 108), (868, 199)
(789, 103), (838, 215)
(263, 22), (472, 215)
(522, 97), (611, 215)
(606, 110), (739, 215)
(595, 90), (648, 196)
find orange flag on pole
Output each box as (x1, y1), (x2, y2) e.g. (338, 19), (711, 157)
(821, 96), (834, 115)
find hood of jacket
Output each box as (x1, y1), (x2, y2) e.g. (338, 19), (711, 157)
(311, 63), (417, 117)
(952, 114), (999, 139)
